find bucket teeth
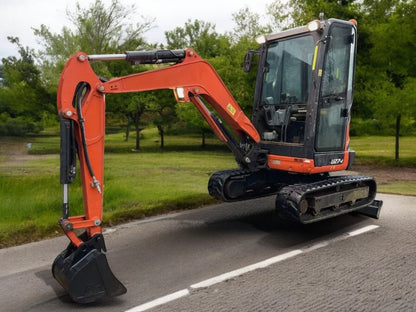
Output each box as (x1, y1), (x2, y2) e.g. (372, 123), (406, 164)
(52, 234), (126, 303)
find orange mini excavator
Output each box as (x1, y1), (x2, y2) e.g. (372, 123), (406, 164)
(53, 17), (382, 303)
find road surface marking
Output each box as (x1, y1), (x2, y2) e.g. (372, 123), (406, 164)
(124, 224), (379, 312)
(124, 289), (190, 312)
(190, 249), (302, 289)
(348, 224), (379, 236)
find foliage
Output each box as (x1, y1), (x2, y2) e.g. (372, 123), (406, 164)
(67, 0), (153, 54)
(176, 103), (212, 147)
(232, 7), (271, 41)
(33, 0), (153, 90)
(33, 0), (156, 146)
(353, 0), (416, 135)
(0, 38), (55, 136)
(165, 19), (230, 58)
(1, 0), (416, 139)
(146, 89), (177, 148)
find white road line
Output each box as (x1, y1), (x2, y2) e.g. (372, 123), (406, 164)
(124, 224), (379, 312)
(190, 249), (303, 289)
(124, 289), (190, 312)
(302, 240), (330, 252)
(348, 224), (379, 237)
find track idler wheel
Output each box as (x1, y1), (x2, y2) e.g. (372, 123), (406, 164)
(52, 234), (127, 303)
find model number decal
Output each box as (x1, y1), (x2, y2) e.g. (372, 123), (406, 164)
(330, 158), (343, 165)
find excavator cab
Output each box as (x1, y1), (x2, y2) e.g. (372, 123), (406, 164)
(209, 18), (381, 221)
(52, 17), (381, 303)
(252, 18), (357, 169)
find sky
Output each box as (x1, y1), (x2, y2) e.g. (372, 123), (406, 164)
(0, 0), (276, 61)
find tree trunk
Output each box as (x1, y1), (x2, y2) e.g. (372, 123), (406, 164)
(395, 114), (401, 161)
(201, 130), (206, 148)
(125, 120), (130, 142)
(157, 125), (164, 148)
(134, 119), (142, 150)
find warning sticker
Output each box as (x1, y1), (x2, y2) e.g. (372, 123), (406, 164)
(227, 103), (236, 116)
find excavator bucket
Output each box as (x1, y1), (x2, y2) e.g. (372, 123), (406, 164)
(52, 234), (126, 303)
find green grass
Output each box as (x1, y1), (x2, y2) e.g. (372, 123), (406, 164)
(0, 155), (62, 247)
(378, 181), (416, 196)
(0, 132), (235, 247)
(101, 151), (234, 223)
(0, 133), (415, 247)
(350, 136), (416, 167)
(350, 136), (416, 195)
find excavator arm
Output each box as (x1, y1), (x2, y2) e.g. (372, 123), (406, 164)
(54, 48), (263, 303)
(57, 48), (264, 245)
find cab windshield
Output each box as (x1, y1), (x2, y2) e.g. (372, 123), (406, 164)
(261, 35), (315, 105)
(259, 35), (315, 144)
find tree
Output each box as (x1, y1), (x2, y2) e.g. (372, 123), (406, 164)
(272, 0), (361, 27)
(0, 37), (54, 135)
(266, 1), (295, 30)
(67, 1), (152, 54)
(165, 19), (230, 58)
(34, 0), (153, 90)
(125, 94), (148, 150)
(34, 0), (155, 146)
(147, 89), (177, 148)
(176, 103), (212, 147)
(232, 7), (271, 41)
(357, 0), (416, 137)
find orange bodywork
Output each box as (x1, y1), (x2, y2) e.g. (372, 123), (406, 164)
(267, 153), (349, 174)
(57, 48), (350, 246)
(57, 49), (261, 246)
(58, 54), (106, 246)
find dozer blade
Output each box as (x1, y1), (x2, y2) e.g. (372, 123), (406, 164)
(52, 234), (126, 303)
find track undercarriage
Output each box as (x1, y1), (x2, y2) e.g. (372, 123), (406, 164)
(208, 169), (382, 223)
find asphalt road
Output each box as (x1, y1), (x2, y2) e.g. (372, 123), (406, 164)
(0, 193), (414, 312)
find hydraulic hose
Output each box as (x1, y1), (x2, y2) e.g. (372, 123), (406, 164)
(74, 82), (101, 194)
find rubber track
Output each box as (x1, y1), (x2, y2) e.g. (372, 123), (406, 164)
(208, 169), (252, 201)
(208, 168), (328, 202)
(276, 175), (377, 224)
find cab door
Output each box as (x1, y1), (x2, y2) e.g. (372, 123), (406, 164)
(315, 22), (357, 152)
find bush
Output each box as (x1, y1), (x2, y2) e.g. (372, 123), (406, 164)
(350, 118), (384, 136)
(0, 116), (43, 136)
(350, 117), (416, 136)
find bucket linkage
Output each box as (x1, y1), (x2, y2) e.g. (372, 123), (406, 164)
(54, 113), (126, 303)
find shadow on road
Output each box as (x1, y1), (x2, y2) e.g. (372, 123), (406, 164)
(31, 269), (127, 310)
(237, 209), (370, 248)
(172, 196), (371, 249)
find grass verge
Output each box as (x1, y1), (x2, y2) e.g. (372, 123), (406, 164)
(0, 133), (415, 247)
(350, 136), (416, 167)
(0, 135), (235, 247)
